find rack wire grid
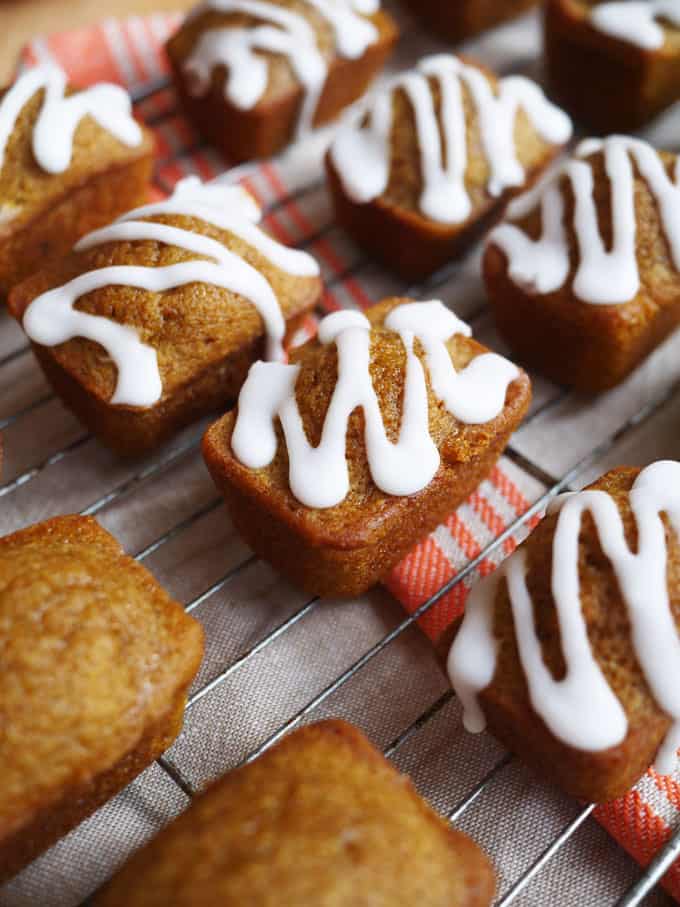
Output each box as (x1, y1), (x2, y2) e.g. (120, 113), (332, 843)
(2, 6), (680, 907)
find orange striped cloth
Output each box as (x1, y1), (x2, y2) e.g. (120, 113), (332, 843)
(19, 12), (680, 899)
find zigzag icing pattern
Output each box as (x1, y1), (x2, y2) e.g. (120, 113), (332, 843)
(489, 135), (680, 305)
(0, 64), (142, 175)
(22, 176), (320, 408)
(232, 300), (519, 508)
(184, 0), (380, 138)
(448, 460), (680, 776)
(329, 53), (572, 225)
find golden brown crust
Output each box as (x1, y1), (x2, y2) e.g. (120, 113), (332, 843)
(166, 2), (399, 163)
(545, 0), (680, 132)
(402, 0), (540, 43)
(448, 467), (680, 803)
(484, 146), (680, 392)
(0, 515), (204, 882)
(8, 213), (321, 456)
(0, 82), (154, 298)
(326, 56), (565, 281)
(93, 720), (495, 907)
(203, 297), (531, 597)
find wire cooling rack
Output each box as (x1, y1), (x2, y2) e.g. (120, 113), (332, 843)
(2, 6), (680, 906)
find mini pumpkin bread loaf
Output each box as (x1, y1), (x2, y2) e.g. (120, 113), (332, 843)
(0, 515), (204, 883)
(203, 298), (530, 597)
(403, 0), (540, 43)
(485, 135), (680, 393)
(94, 720), (495, 907)
(0, 63), (153, 300)
(546, 0), (680, 133)
(326, 53), (572, 281)
(448, 461), (680, 804)
(8, 176), (322, 456)
(166, 0), (399, 164)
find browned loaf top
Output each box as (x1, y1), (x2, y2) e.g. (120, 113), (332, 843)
(8, 211), (322, 409)
(328, 57), (562, 233)
(0, 515), (204, 845)
(0, 83), (154, 236)
(205, 298), (531, 550)
(93, 720), (495, 907)
(403, 0), (540, 43)
(489, 145), (680, 323)
(167, 0), (397, 117)
(462, 467), (680, 802)
(553, 0), (680, 52)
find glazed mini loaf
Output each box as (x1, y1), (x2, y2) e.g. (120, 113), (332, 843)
(485, 135), (680, 392)
(447, 461), (680, 803)
(8, 176), (322, 456)
(166, 0), (399, 163)
(0, 63), (153, 300)
(94, 720), (495, 906)
(326, 53), (572, 281)
(0, 515), (204, 882)
(546, 0), (680, 132)
(203, 297), (531, 597)
(403, 0), (540, 43)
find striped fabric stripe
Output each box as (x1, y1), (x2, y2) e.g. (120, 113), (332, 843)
(16, 12), (680, 901)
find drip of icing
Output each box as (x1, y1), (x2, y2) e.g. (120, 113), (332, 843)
(329, 53), (572, 226)
(80, 175), (319, 277)
(184, 0), (379, 138)
(22, 177), (319, 408)
(590, 1), (680, 51)
(489, 135), (680, 305)
(0, 63), (142, 175)
(231, 300), (519, 509)
(448, 460), (680, 776)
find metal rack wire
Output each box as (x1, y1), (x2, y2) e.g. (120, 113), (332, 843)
(3, 40), (680, 907)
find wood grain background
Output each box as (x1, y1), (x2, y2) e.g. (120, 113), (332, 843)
(0, 0), (192, 80)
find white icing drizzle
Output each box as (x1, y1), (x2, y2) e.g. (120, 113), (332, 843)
(22, 176), (320, 408)
(329, 53), (572, 226)
(489, 135), (680, 305)
(183, 0), (379, 138)
(0, 63), (142, 175)
(448, 460), (680, 776)
(231, 300), (519, 509)
(590, 1), (680, 51)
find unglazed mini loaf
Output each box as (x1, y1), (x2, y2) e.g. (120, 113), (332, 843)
(203, 298), (530, 597)
(8, 176), (321, 456)
(0, 63), (153, 300)
(94, 720), (495, 907)
(485, 135), (680, 392)
(326, 53), (572, 281)
(166, 0), (398, 163)
(403, 0), (540, 43)
(0, 515), (204, 882)
(447, 461), (680, 804)
(546, 0), (680, 133)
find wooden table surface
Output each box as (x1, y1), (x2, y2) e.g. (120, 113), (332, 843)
(0, 0), (192, 81)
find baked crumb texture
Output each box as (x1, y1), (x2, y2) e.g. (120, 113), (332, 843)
(447, 462), (680, 803)
(402, 0), (540, 42)
(8, 177), (322, 456)
(0, 515), (204, 882)
(166, 0), (399, 163)
(546, 0), (680, 133)
(93, 720), (495, 907)
(203, 297), (530, 598)
(0, 64), (154, 300)
(326, 53), (572, 281)
(485, 135), (680, 392)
